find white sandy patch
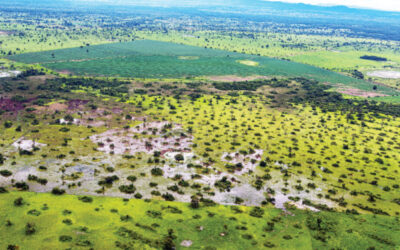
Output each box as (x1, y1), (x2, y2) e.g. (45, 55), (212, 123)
(59, 118), (80, 125)
(90, 121), (192, 155)
(162, 164), (195, 179)
(367, 70), (400, 79)
(164, 152), (194, 162)
(213, 183), (265, 206)
(12, 137), (46, 151)
(221, 149), (263, 175)
(180, 240), (193, 247)
(0, 71), (21, 78)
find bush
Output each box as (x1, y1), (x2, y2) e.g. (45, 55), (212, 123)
(127, 175), (137, 182)
(162, 193), (175, 201)
(0, 153), (5, 164)
(119, 184), (136, 194)
(51, 187), (66, 195)
(0, 170), (12, 177)
(25, 223), (36, 235)
(78, 196), (93, 203)
(151, 167), (163, 176)
(27, 209), (41, 216)
(14, 197), (24, 206)
(4, 121), (13, 128)
(249, 207), (264, 218)
(14, 182), (29, 191)
(98, 175), (119, 186)
(174, 154), (184, 161)
(190, 197), (200, 209)
(59, 235), (73, 242)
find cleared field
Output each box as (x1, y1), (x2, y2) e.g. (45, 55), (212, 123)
(8, 40), (398, 97)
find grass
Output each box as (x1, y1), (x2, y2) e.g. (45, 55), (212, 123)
(0, 191), (399, 249)
(8, 40), (400, 99)
(1, 87), (399, 217)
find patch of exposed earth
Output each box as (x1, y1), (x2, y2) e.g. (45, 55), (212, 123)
(207, 75), (270, 82)
(0, 97), (32, 112)
(90, 121), (193, 155)
(0, 149), (335, 211)
(221, 149), (263, 175)
(367, 70), (400, 79)
(0, 30), (11, 36)
(0, 70), (21, 78)
(0, 120), (336, 212)
(12, 137), (46, 151)
(337, 87), (388, 97)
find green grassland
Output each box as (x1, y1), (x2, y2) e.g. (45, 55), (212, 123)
(0, 73), (400, 249)
(138, 31), (400, 70)
(0, 76), (399, 217)
(136, 95), (400, 215)
(8, 40), (399, 99)
(0, 191), (399, 249)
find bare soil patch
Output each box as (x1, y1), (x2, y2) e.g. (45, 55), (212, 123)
(57, 70), (73, 75)
(236, 60), (259, 66)
(12, 137), (46, 151)
(367, 70), (400, 79)
(338, 88), (388, 98)
(208, 75), (270, 82)
(90, 121), (193, 155)
(67, 99), (89, 110)
(0, 97), (32, 112)
(221, 149), (263, 175)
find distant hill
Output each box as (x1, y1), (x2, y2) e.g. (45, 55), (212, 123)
(1, 0), (400, 40)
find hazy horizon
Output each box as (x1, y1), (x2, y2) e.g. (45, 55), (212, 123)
(68, 0), (400, 12)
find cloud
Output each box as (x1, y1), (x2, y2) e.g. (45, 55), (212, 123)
(263, 0), (400, 12)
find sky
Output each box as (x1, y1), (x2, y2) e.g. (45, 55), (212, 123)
(264, 0), (400, 12)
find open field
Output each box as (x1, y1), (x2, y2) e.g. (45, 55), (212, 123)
(8, 40), (400, 100)
(1, 192), (399, 249)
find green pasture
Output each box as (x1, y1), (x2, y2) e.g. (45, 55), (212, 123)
(0, 192), (399, 249)
(8, 40), (399, 97)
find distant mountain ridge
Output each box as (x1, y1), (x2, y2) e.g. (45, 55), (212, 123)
(1, 0), (400, 40)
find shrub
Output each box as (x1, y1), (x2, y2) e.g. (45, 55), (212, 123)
(249, 207), (264, 218)
(151, 167), (163, 176)
(162, 193), (175, 201)
(4, 121), (13, 128)
(14, 182), (29, 191)
(190, 197), (200, 209)
(59, 235), (73, 242)
(14, 197), (24, 206)
(25, 223), (36, 235)
(127, 175), (137, 182)
(78, 196), (93, 203)
(51, 187), (66, 195)
(27, 209), (41, 216)
(0, 187), (8, 193)
(119, 184), (136, 194)
(59, 127), (70, 132)
(98, 175), (119, 186)
(264, 241), (276, 248)
(174, 154), (184, 161)
(0, 170), (12, 177)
